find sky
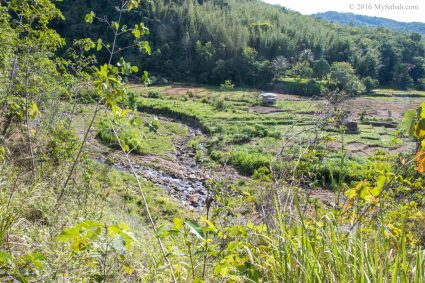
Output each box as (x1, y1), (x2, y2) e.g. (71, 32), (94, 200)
(262, 0), (425, 23)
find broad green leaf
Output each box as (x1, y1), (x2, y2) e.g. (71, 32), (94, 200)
(131, 117), (142, 127)
(123, 264), (134, 275)
(415, 119), (425, 139)
(402, 109), (416, 137)
(111, 234), (127, 254)
(173, 218), (184, 230)
(128, 0), (140, 10)
(70, 238), (88, 252)
(345, 189), (356, 198)
(140, 41), (151, 55)
(77, 220), (103, 230)
(57, 220), (102, 242)
(370, 175), (386, 196)
(119, 223), (131, 230)
(21, 252), (45, 268)
(132, 27), (141, 39)
(363, 194), (378, 204)
(121, 109), (132, 117)
(85, 12), (95, 23)
(185, 220), (205, 240)
(420, 101), (425, 119)
(355, 180), (372, 199)
(57, 229), (79, 242)
(112, 21), (119, 31)
(141, 70), (149, 84)
(0, 251), (13, 264)
(200, 216), (217, 232)
(97, 38), (102, 51)
(120, 230), (137, 248)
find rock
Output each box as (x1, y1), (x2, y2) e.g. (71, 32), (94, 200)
(188, 195), (199, 206)
(169, 179), (180, 187)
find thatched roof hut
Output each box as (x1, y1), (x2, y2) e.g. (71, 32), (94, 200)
(341, 118), (359, 134)
(260, 93), (277, 105)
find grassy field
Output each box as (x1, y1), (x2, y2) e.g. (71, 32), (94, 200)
(69, 103), (193, 219)
(123, 84), (420, 185)
(373, 88), (425, 97)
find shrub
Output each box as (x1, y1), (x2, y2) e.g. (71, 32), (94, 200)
(416, 78), (425, 90)
(147, 91), (162, 99)
(230, 149), (272, 175)
(76, 87), (97, 103)
(211, 97), (228, 111)
(362, 76), (379, 93)
(97, 120), (143, 153)
(186, 90), (195, 98)
(48, 125), (80, 164)
(187, 136), (202, 150)
(195, 150), (203, 162)
(252, 166), (272, 181)
(232, 133), (252, 144)
(273, 78), (324, 96)
(220, 80), (234, 90)
(209, 150), (227, 163)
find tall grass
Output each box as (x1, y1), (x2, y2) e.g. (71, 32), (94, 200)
(229, 197), (425, 282)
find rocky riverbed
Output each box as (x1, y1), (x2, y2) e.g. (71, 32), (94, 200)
(88, 115), (241, 211)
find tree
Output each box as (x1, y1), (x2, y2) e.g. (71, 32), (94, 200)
(362, 76), (379, 93)
(292, 62), (313, 78)
(330, 62), (365, 95)
(61, 0), (151, 196)
(271, 56), (289, 79)
(53, 0), (425, 89)
(298, 49), (314, 64)
(313, 58), (330, 79)
(393, 63), (414, 90)
(194, 41), (216, 82)
(2, 0), (65, 176)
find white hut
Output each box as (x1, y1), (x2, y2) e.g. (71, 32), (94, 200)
(260, 93), (277, 105)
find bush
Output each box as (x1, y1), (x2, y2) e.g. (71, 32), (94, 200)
(209, 150), (227, 163)
(48, 125), (80, 164)
(211, 97), (229, 111)
(232, 125), (280, 144)
(76, 87), (97, 103)
(186, 90), (195, 98)
(220, 80), (234, 90)
(147, 91), (162, 99)
(230, 149), (272, 176)
(232, 133), (252, 144)
(273, 78), (324, 96)
(416, 78), (425, 90)
(362, 76), (379, 93)
(97, 120), (144, 153)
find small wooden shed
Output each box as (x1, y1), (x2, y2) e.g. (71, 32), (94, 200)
(341, 118), (359, 134)
(260, 93), (277, 105)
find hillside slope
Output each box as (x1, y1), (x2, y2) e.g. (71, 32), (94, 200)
(314, 11), (425, 34)
(55, 0), (425, 89)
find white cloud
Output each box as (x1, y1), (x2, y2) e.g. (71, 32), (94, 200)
(263, 0), (425, 23)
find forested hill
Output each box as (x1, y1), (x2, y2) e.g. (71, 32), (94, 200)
(314, 11), (425, 35)
(55, 0), (425, 90)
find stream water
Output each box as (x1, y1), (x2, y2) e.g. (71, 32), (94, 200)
(91, 118), (216, 210)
